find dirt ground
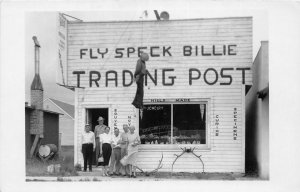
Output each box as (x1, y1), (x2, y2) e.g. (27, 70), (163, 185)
(26, 146), (261, 181)
(26, 170), (260, 181)
(26, 146), (77, 177)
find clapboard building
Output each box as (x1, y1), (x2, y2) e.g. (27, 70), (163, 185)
(58, 14), (252, 172)
(246, 41), (269, 178)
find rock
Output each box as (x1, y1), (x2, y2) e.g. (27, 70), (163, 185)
(47, 164), (61, 173)
(54, 164), (61, 173)
(47, 164), (54, 173)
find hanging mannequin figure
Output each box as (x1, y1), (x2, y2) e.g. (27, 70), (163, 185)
(132, 52), (149, 110)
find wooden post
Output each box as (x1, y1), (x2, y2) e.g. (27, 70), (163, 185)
(58, 133), (62, 156)
(30, 134), (40, 158)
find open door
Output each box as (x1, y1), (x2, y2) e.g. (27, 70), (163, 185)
(86, 108), (109, 165)
(85, 108), (92, 126)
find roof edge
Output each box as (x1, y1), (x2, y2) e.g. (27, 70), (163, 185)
(68, 16), (253, 24)
(47, 98), (74, 120)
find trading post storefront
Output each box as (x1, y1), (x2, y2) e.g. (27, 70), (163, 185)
(58, 14), (252, 173)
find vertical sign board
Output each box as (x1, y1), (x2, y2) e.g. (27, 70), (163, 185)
(56, 13), (68, 85)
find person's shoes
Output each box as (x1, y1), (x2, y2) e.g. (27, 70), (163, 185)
(89, 170), (92, 172)
(133, 175), (136, 178)
(83, 170), (87, 172)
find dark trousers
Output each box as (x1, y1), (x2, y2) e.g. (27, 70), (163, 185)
(82, 143), (93, 171)
(132, 75), (144, 109)
(102, 143), (112, 166)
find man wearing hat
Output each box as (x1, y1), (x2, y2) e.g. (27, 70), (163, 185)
(94, 116), (107, 165)
(132, 52), (149, 109)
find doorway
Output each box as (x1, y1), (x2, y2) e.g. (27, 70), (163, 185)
(86, 108), (109, 131)
(85, 108), (109, 165)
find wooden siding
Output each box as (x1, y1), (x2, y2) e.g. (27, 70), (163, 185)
(68, 17), (252, 172)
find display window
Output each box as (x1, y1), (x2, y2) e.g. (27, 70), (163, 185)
(139, 102), (207, 145)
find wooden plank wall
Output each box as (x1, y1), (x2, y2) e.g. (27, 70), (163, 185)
(68, 17), (252, 172)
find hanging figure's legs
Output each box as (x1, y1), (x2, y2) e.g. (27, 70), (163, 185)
(132, 75), (144, 109)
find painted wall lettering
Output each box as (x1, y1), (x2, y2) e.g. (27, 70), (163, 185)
(183, 44), (237, 56)
(150, 99), (165, 102)
(215, 114), (220, 136)
(189, 68), (201, 85)
(220, 68), (234, 85)
(72, 67), (250, 88)
(175, 98), (190, 102)
(145, 70), (157, 86)
(204, 68), (218, 85)
(89, 71), (101, 87)
(233, 108), (238, 140)
(79, 44), (237, 59)
(106, 70), (118, 87)
(81, 46), (173, 59)
(70, 43), (251, 88)
(72, 71), (85, 87)
(128, 115), (131, 126)
(162, 69), (176, 86)
(236, 68), (251, 84)
(113, 108), (118, 129)
(145, 105), (164, 111)
(122, 70), (133, 87)
(147, 98), (197, 103)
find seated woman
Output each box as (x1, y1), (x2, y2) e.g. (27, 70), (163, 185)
(100, 126), (112, 176)
(125, 125), (141, 178)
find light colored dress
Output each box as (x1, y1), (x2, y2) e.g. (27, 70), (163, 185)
(125, 132), (140, 166)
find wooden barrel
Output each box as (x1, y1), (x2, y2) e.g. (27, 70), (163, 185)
(38, 144), (58, 158)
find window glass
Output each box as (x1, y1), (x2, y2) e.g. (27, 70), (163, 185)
(139, 103), (207, 145)
(139, 104), (171, 144)
(173, 104), (206, 144)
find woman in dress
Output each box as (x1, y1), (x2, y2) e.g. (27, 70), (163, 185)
(126, 125), (141, 178)
(100, 126), (112, 176)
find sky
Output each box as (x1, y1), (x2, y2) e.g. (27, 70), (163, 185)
(25, 10), (268, 105)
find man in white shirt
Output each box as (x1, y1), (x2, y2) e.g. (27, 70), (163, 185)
(81, 124), (95, 172)
(109, 127), (122, 175)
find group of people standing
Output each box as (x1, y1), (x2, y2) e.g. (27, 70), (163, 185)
(81, 116), (141, 178)
(81, 52), (149, 177)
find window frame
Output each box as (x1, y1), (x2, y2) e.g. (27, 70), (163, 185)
(138, 99), (211, 151)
